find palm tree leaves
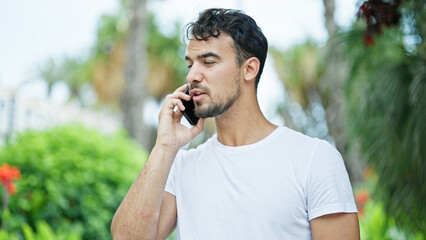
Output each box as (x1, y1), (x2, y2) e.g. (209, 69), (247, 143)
(37, 10), (186, 107)
(36, 58), (62, 97)
(146, 17), (187, 100)
(270, 42), (322, 109)
(342, 0), (426, 232)
(36, 56), (93, 104)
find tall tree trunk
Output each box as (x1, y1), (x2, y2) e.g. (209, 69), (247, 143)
(322, 0), (338, 37)
(321, 0), (364, 183)
(121, 0), (153, 150)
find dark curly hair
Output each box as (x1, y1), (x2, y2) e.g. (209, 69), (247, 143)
(186, 8), (268, 89)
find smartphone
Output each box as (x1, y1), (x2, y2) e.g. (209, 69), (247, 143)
(181, 87), (199, 125)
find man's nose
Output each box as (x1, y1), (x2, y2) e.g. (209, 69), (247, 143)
(186, 63), (203, 85)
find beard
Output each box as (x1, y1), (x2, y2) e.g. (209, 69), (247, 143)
(193, 73), (242, 118)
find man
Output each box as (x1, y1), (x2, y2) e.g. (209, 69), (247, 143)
(111, 8), (360, 240)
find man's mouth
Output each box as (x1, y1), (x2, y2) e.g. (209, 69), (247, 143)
(190, 89), (207, 101)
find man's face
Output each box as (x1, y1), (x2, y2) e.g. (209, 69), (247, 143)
(185, 34), (242, 118)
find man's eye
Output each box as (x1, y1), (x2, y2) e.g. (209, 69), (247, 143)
(186, 65), (192, 69)
(205, 61), (215, 65)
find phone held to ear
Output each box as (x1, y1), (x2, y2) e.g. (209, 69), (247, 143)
(181, 87), (199, 125)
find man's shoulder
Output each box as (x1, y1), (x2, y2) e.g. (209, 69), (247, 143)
(177, 135), (217, 159)
(279, 126), (340, 158)
(274, 126), (322, 148)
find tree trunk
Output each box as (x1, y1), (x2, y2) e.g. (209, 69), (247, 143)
(322, 0), (338, 37)
(320, 0), (364, 183)
(121, 0), (153, 150)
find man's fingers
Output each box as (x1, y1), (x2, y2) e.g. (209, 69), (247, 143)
(191, 118), (205, 136)
(172, 108), (184, 121)
(172, 98), (187, 112)
(174, 84), (189, 93)
(164, 93), (190, 111)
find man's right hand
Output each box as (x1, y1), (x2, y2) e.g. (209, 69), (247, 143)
(111, 84), (204, 240)
(156, 84), (205, 151)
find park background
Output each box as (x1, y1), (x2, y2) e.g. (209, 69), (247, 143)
(0, 0), (424, 239)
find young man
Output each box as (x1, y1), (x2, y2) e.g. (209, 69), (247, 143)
(111, 8), (360, 240)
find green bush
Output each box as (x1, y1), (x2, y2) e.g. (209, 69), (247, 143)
(0, 124), (147, 240)
(0, 220), (81, 240)
(360, 201), (425, 240)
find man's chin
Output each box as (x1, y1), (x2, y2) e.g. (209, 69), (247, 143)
(195, 105), (226, 119)
(194, 106), (211, 119)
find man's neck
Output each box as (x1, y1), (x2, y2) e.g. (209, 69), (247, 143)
(214, 96), (277, 147)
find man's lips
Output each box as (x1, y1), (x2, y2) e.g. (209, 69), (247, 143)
(189, 89), (207, 99)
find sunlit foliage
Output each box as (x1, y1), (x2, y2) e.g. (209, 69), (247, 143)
(0, 125), (147, 239)
(341, 0), (425, 233)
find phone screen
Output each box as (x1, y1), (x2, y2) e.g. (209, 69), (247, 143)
(181, 87), (199, 125)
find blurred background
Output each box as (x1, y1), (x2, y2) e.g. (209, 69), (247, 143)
(0, 0), (424, 239)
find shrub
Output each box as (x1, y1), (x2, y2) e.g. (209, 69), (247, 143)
(0, 124), (147, 239)
(0, 220), (81, 240)
(360, 201), (425, 240)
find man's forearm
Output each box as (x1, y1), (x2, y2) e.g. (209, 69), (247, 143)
(111, 145), (178, 239)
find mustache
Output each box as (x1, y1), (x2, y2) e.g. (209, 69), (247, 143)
(190, 83), (210, 95)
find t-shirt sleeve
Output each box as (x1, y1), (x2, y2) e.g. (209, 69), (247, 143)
(306, 140), (358, 220)
(164, 151), (181, 196)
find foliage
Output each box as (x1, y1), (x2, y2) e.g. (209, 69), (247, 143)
(360, 201), (424, 240)
(61, 57), (94, 102)
(269, 42), (330, 140)
(270, 42), (323, 109)
(0, 221), (81, 240)
(357, 0), (402, 46)
(36, 58), (63, 97)
(355, 170), (424, 239)
(0, 125), (147, 239)
(146, 14), (187, 100)
(341, 0), (426, 233)
(91, 11), (186, 104)
(37, 7), (186, 107)
(93, 14), (128, 60)
(35, 56), (93, 104)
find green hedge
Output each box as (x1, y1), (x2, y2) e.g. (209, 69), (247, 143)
(0, 124), (147, 240)
(0, 220), (82, 240)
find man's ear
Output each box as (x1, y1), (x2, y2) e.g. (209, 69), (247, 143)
(243, 57), (260, 82)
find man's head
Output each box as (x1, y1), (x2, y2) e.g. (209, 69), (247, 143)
(186, 8), (268, 89)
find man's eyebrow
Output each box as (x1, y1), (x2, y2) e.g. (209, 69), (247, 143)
(199, 52), (221, 60)
(185, 52), (221, 61)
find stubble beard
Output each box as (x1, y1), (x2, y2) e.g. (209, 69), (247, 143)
(194, 74), (242, 119)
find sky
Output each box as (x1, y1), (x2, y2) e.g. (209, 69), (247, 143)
(0, 0), (360, 124)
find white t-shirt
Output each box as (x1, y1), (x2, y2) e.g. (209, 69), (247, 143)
(165, 126), (357, 240)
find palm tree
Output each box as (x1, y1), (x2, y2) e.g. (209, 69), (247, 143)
(270, 0), (365, 183)
(341, 0), (425, 234)
(82, 1), (188, 151)
(61, 56), (92, 103)
(36, 58), (62, 98)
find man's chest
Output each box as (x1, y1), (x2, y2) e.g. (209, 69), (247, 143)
(174, 155), (309, 226)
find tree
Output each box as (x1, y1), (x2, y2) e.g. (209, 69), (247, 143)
(270, 0), (365, 183)
(89, 5), (188, 150)
(36, 58), (62, 98)
(61, 56), (93, 104)
(120, 0), (151, 150)
(37, 1), (188, 150)
(322, 0), (337, 37)
(36, 56), (93, 105)
(341, 0), (425, 233)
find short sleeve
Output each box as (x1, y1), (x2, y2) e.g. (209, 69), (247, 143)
(164, 151), (182, 196)
(306, 140), (358, 220)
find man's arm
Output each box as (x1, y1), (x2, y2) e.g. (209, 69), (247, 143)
(111, 84), (205, 240)
(310, 212), (360, 240)
(111, 146), (177, 240)
(155, 192), (178, 240)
